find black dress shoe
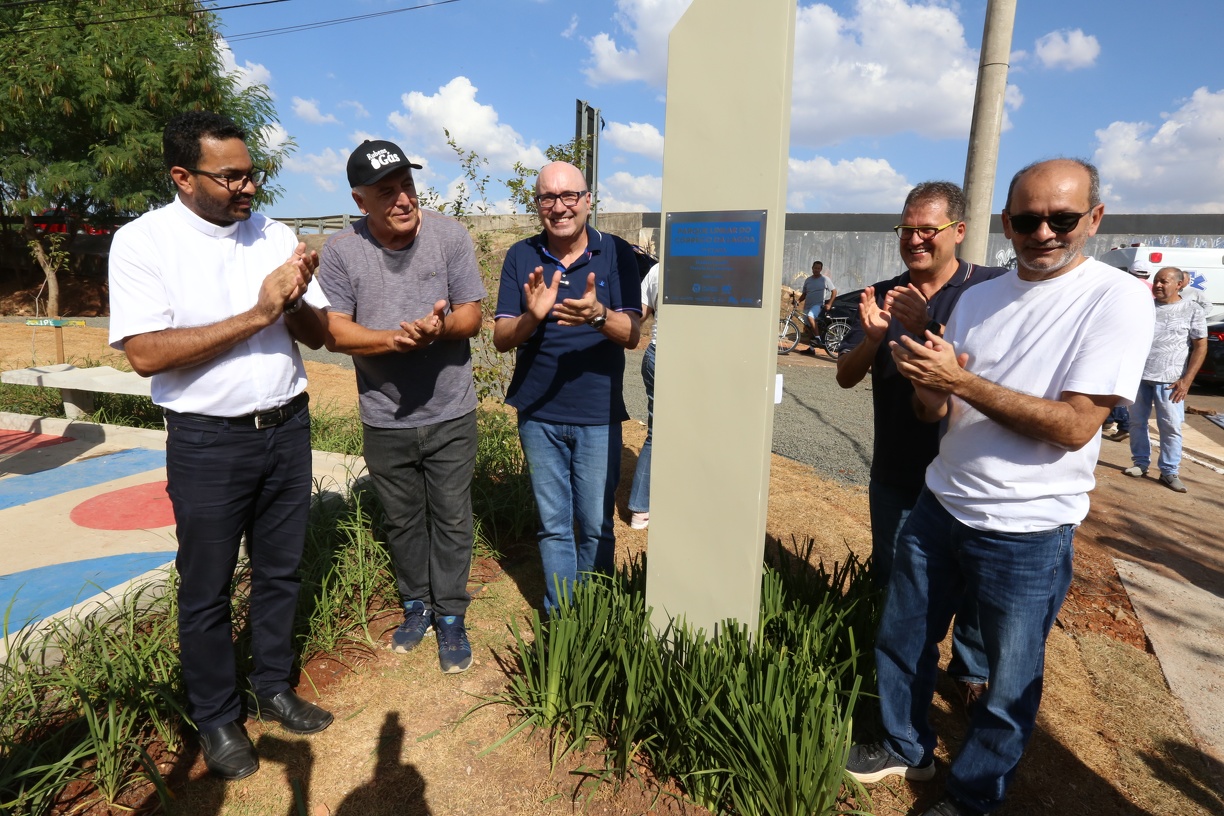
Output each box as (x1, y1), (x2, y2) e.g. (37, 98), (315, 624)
(251, 689), (334, 734)
(199, 721), (259, 780)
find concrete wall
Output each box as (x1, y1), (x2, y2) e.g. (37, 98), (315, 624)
(458, 211), (1223, 294)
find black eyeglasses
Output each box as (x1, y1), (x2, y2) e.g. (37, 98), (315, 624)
(185, 167), (268, 192)
(1006, 211), (1090, 234)
(534, 190), (587, 208)
(892, 220), (959, 240)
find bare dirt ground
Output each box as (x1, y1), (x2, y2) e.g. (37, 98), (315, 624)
(2, 317), (1222, 815)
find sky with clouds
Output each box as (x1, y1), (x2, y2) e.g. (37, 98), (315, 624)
(212, 0), (1224, 217)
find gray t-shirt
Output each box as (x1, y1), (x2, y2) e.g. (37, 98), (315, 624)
(1142, 297), (1207, 383)
(801, 274), (835, 309)
(319, 210), (486, 428)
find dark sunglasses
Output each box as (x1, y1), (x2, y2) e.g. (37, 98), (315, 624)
(1007, 210), (1090, 234)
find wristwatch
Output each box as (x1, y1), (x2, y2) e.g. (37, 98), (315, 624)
(588, 307), (608, 329)
(924, 318), (943, 336)
(284, 298), (304, 315)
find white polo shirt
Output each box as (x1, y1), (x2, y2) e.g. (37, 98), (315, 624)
(108, 197), (329, 416)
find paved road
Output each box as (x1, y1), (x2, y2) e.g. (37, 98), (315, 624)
(623, 347), (875, 486)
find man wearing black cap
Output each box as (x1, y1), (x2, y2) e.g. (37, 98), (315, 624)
(319, 140), (486, 674)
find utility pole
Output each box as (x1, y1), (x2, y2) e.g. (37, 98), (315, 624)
(575, 100), (601, 228)
(961, 0), (1018, 265)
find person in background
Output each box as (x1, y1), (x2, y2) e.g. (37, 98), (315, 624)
(628, 261), (659, 530)
(1123, 266), (1208, 493)
(799, 260), (837, 346)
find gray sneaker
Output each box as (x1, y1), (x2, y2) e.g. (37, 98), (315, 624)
(1122, 465), (1146, 478)
(392, 600), (434, 653)
(1159, 473), (1188, 493)
(845, 742), (934, 783)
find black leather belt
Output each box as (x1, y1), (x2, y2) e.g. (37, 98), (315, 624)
(164, 392), (309, 429)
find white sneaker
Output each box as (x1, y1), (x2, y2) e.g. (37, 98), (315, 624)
(1122, 465), (1146, 477)
(630, 512), (649, 530)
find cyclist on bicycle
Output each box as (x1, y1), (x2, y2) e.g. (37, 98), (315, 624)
(798, 260), (837, 346)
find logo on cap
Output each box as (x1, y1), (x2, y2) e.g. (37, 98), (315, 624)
(367, 147), (402, 171)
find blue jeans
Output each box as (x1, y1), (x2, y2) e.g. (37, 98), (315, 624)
(517, 417), (620, 612)
(869, 481), (988, 685)
(1106, 404), (1129, 427)
(1128, 381), (1184, 476)
(628, 343), (655, 514)
(165, 402), (312, 732)
(876, 489), (1074, 813)
(363, 412), (477, 618)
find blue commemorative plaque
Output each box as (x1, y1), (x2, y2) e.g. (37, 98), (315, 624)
(662, 210), (767, 308)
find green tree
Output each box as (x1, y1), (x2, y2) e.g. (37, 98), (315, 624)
(0, 0), (290, 315)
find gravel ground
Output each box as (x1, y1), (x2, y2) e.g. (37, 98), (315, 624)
(624, 347), (875, 486)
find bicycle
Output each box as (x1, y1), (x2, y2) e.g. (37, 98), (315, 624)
(778, 293), (851, 359)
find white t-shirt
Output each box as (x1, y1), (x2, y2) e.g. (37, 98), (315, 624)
(642, 263), (659, 346)
(925, 258), (1154, 532)
(108, 197), (329, 415)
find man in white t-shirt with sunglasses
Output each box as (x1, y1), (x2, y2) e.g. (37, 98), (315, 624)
(846, 159), (1153, 816)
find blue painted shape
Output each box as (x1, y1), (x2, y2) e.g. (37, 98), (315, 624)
(0, 448), (165, 511)
(1, 551), (176, 633)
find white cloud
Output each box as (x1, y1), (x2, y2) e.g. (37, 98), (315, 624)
(216, 37), (272, 92)
(562, 14), (579, 39)
(1034, 29), (1100, 71)
(586, 1), (1021, 146)
(349, 129), (381, 145)
(598, 170), (662, 211)
(604, 121), (665, 161)
(292, 97), (340, 125)
(1093, 87), (1224, 213)
(787, 155), (912, 212)
(388, 76), (548, 172)
(259, 123), (292, 156)
(284, 147), (348, 192)
(338, 100), (370, 118)
(790, 0), (1022, 147)
(584, 0), (689, 86)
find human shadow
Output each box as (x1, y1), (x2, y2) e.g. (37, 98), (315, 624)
(256, 732), (316, 816)
(333, 712), (432, 816)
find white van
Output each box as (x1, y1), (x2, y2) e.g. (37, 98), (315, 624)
(1097, 245), (1224, 320)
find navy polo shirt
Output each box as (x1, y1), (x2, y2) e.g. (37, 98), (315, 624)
(495, 226), (642, 424)
(841, 260), (1008, 495)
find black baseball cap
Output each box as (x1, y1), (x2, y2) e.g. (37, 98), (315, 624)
(346, 139), (422, 188)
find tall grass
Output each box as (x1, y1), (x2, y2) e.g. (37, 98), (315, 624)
(483, 548), (879, 816)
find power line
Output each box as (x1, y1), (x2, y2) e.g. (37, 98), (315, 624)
(223, 1), (462, 43)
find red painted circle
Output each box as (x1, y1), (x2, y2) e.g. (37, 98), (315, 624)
(70, 481), (176, 531)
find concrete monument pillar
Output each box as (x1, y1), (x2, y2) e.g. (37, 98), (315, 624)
(644, 0), (796, 636)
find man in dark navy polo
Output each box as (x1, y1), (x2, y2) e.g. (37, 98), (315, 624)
(836, 181), (1007, 710)
(493, 161), (641, 613)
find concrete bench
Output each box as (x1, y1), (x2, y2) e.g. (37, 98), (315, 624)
(1, 364), (152, 419)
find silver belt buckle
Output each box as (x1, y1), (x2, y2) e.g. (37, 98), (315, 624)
(254, 409), (278, 429)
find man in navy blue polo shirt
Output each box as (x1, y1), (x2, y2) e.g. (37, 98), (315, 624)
(493, 161), (642, 613)
(836, 181), (1007, 712)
